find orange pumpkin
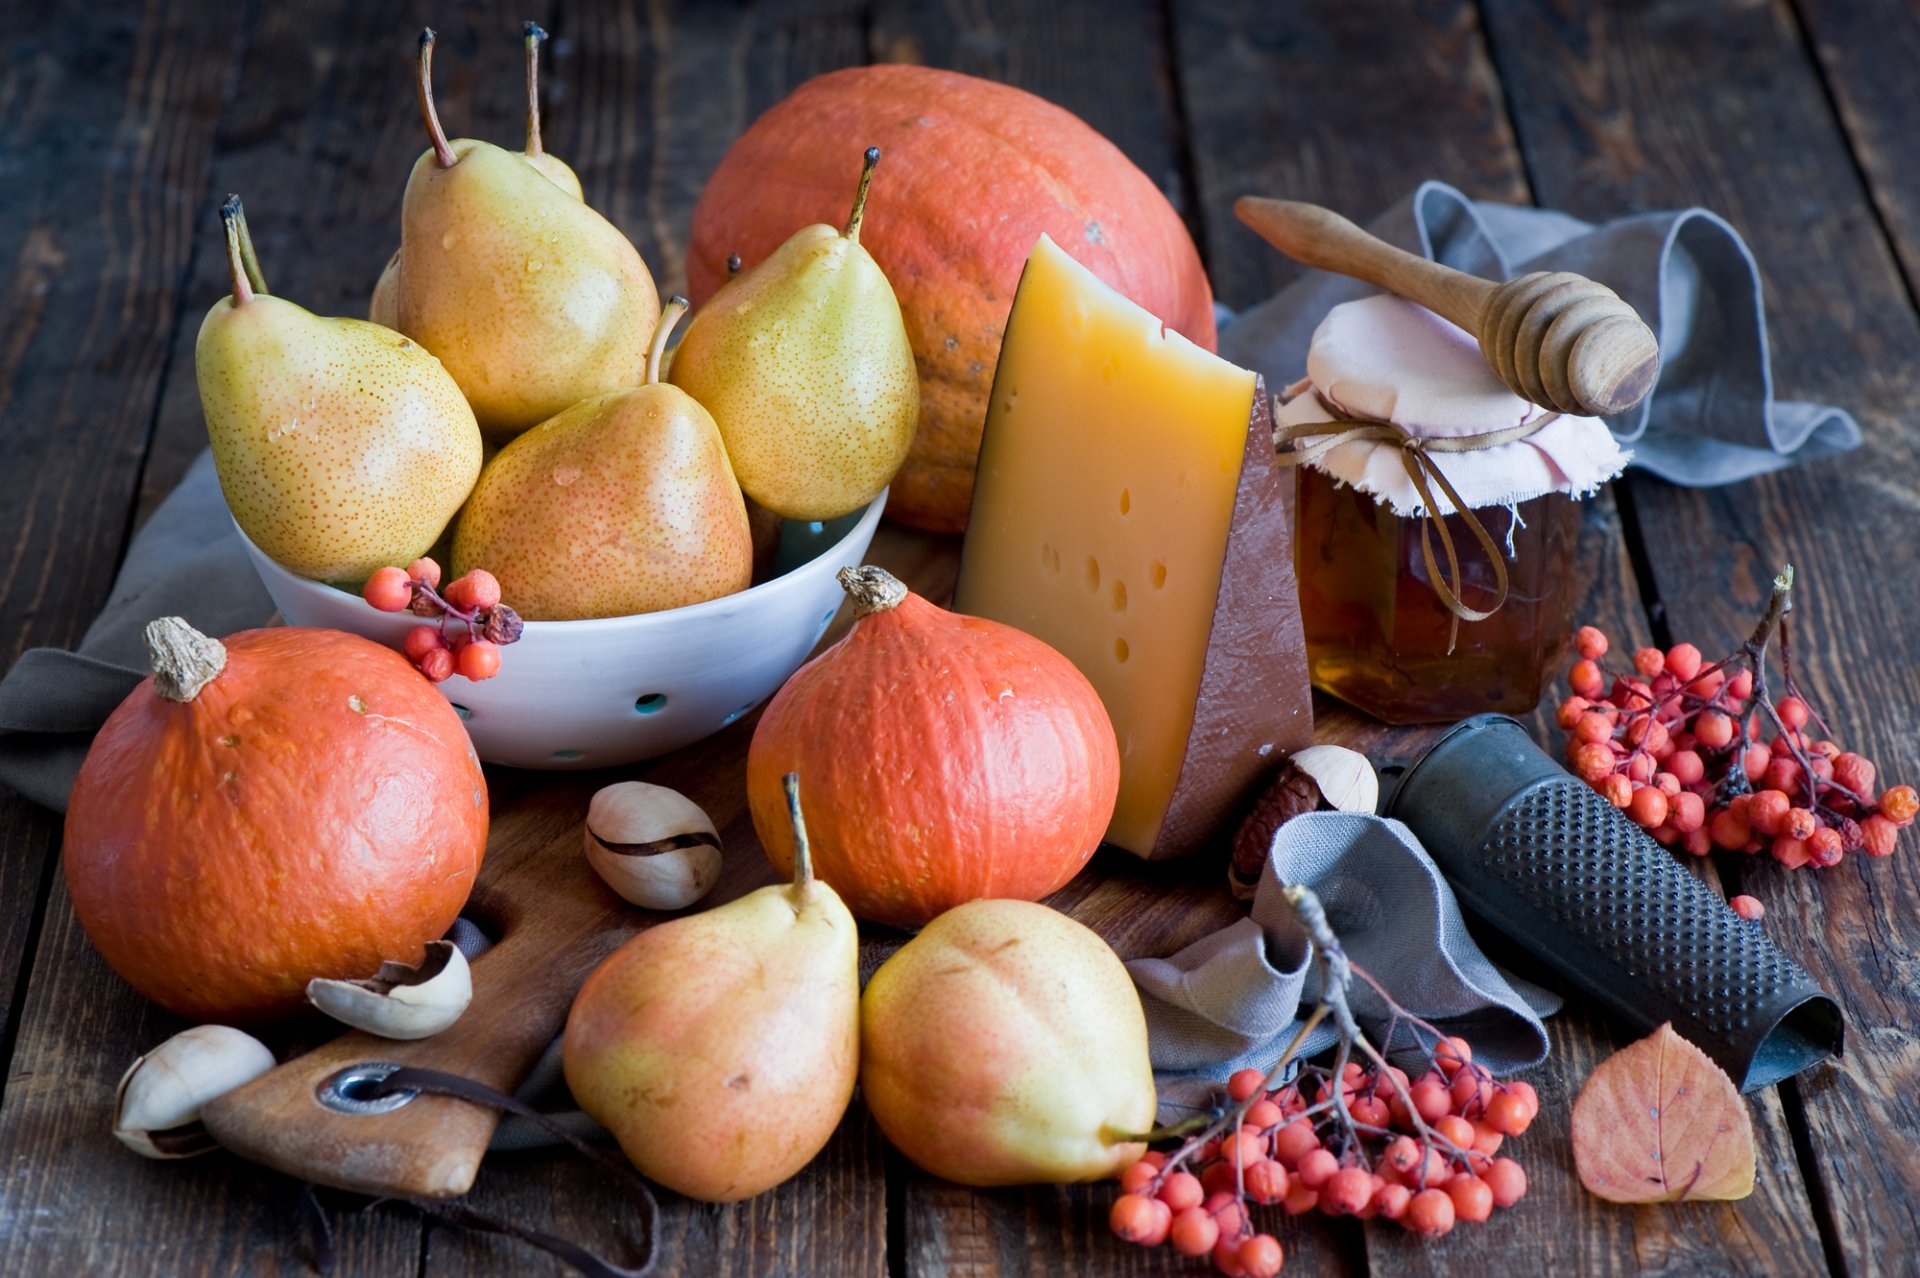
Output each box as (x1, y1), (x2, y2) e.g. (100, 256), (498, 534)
(63, 619), (488, 1022)
(747, 566), (1118, 928)
(688, 65), (1215, 533)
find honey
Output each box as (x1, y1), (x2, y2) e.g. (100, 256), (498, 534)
(1294, 465), (1579, 723)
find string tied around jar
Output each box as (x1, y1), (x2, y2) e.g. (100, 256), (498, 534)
(1273, 391), (1557, 652)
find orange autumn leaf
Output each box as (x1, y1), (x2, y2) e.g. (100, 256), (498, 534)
(1571, 1023), (1756, 1203)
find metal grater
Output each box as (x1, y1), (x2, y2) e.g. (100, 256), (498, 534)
(1383, 714), (1843, 1091)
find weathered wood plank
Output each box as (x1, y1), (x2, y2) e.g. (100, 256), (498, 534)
(1480, 0), (1920, 1272)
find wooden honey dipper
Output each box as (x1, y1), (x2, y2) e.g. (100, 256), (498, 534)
(1236, 196), (1660, 418)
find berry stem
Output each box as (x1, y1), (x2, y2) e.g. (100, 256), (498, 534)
(523, 21), (548, 160)
(843, 146), (880, 243)
(418, 29), (456, 169)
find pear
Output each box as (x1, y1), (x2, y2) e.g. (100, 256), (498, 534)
(860, 898), (1158, 1186)
(670, 147), (918, 521)
(392, 29), (658, 436)
(451, 299), (752, 619)
(369, 24), (579, 329)
(563, 774), (860, 1202)
(196, 196), (481, 584)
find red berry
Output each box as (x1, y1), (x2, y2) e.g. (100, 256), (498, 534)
(1445, 1173), (1494, 1223)
(1119, 1160), (1157, 1195)
(1470, 1120), (1505, 1156)
(418, 647), (455, 683)
(1683, 826), (1713, 858)
(403, 626), (447, 663)
(1880, 785), (1919, 826)
(1557, 696), (1592, 730)
(455, 638), (502, 681)
(1375, 1182), (1413, 1221)
(1808, 827), (1844, 868)
(1627, 785), (1669, 830)
(447, 569), (502, 612)
(1764, 756), (1805, 798)
(1168, 1205), (1219, 1257)
(1280, 1182), (1318, 1216)
(1157, 1170), (1203, 1212)
(1484, 1157), (1528, 1207)
(1404, 1187), (1456, 1238)
(1449, 1068), (1488, 1117)
(1139, 1151), (1169, 1170)
(1833, 752), (1877, 798)
(1747, 790), (1791, 837)
(1574, 710), (1615, 745)
(1688, 668), (1727, 699)
(1664, 643), (1703, 682)
(1226, 1068), (1266, 1103)
(1862, 814), (1899, 858)
(1633, 647), (1665, 678)
(1726, 668), (1754, 703)
(1294, 1147), (1339, 1189)
(1243, 1158), (1289, 1205)
(1222, 1128), (1268, 1169)
(1785, 807), (1819, 840)
(1694, 711), (1736, 750)
(1601, 774), (1634, 808)
(1434, 1114), (1476, 1150)
(1109, 1193), (1169, 1245)
(1668, 749), (1705, 786)
(363, 566), (415, 612)
(1669, 791), (1706, 834)
(1212, 1237), (1249, 1277)
(1729, 895), (1765, 921)
(1742, 743), (1772, 783)
(1771, 835), (1812, 869)
(1777, 696), (1810, 729)
(1381, 1135), (1422, 1176)
(1202, 1190), (1247, 1237)
(1201, 1158), (1239, 1197)
(1434, 1036), (1473, 1077)
(1484, 1089), (1532, 1137)
(1570, 659), (1605, 699)
(406, 557), (442, 588)
(1320, 1166), (1374, 1216)
(1270, 1117), (1319, 1167)
(1710, 808), (1751, 851)
(1349, 1094), (1390, 1129)
(1409, 1078), (1452, 1125)
(1576, 626), (1609, 660)
(1245, 1098), (1284, 1130)
(1237, 1234), (1284, 1278)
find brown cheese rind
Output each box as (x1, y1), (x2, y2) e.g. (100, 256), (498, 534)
(1149, 379), (1314, 859)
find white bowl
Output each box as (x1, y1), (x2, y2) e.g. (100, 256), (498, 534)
(238, 494), (886, 769)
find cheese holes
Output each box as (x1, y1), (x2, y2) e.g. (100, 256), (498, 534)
(1115, 638), (1130, 663)
(1150, 560), (1168, 589)
(1085, 557), (1101, 590)
(1112, 581), (1128, 612)
(1119, 488), (1131, 515)
(1041, 543), (1061, 574)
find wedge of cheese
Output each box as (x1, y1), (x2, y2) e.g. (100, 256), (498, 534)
(954, 234), (1312, 860)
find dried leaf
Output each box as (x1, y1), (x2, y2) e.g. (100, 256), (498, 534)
(1571, 1023), (1755, 1203)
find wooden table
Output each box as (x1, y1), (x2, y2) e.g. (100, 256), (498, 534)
(5, 0), (1918, 1273)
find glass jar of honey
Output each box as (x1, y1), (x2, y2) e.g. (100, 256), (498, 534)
(1277, 296), (1630, 725)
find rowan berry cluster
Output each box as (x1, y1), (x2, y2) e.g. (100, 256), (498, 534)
(1557, 568), (1914, 872)
(362, 557), (522, 682)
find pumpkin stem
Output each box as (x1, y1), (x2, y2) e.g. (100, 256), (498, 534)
(782, 772), (816, 899)
(145, 617), (227, 703)
(836, 565), (907, 617)
(843, 147), (880, 243)
(645, 296), (689, 386)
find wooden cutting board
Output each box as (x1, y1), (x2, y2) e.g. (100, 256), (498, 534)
(196, 527), (1276, 1199)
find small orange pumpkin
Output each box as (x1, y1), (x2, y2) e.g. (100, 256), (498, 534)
(63, 618), (488, 1022)
(747, 566), (1118, 927)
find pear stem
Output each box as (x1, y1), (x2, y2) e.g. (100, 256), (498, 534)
(229, 197), (269, 295)
(417, 29), (456, 169)
(843, 147), (881, 243)
(523, 21), (547, 160)
(219, 196), (253, 306)
(782, 773), (816, 898)
(726, 253), (742, 281)
(645, 295), (689, 386)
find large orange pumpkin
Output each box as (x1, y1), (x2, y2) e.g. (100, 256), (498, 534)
(64, 619), (488, 1022)
(746, 566), (1119, 928)
(688, 65), (1216, 533)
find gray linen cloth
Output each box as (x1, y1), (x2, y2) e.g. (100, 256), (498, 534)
(1224, 179), (1860, 484)
(1130, 811), (1559, 1099)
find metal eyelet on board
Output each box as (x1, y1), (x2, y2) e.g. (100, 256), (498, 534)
(316, 1062), (418, 1115)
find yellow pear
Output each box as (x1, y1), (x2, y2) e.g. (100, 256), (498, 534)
(392, 30), (657, 436)
(451, 299), (751, 619)
(670, 147), (917, 520)
(196, 197), (481, 583)
(564, 774), (860, 1202)
(861, 898), (1158, 1186)
(369, 24), (580, 329)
